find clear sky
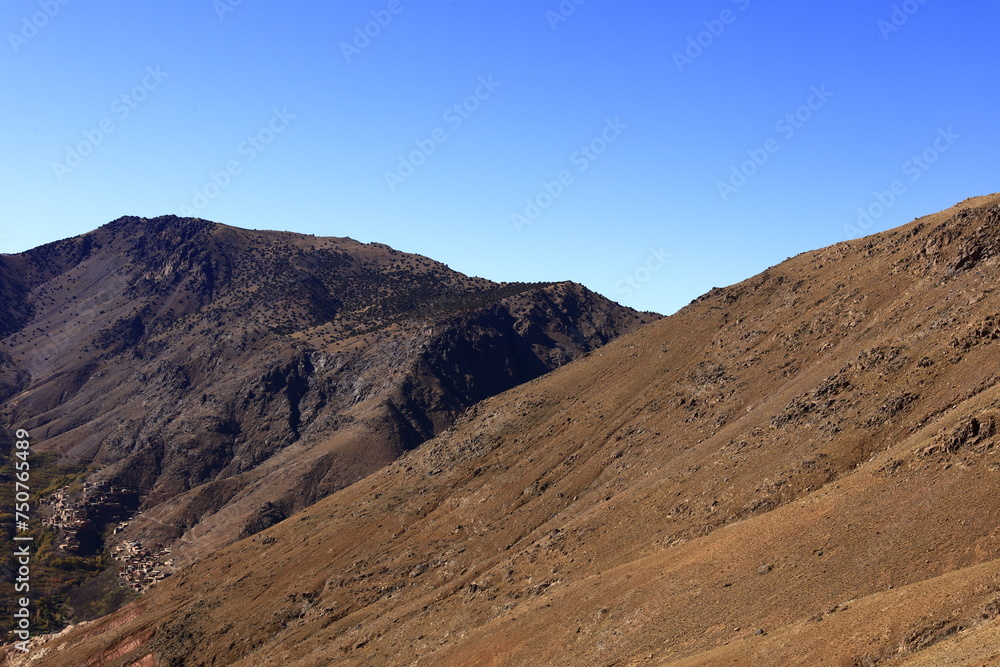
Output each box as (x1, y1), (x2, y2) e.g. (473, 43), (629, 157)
(1, 1), (997, 314)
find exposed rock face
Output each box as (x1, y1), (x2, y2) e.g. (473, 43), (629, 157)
(0, 217), (655, 569)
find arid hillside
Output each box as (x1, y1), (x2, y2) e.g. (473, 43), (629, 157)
(7, 193), (1000, 666)
(0, 217), (654, 632)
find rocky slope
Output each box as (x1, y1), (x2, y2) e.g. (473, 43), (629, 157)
(7, 194), (1000, 666)
(0, 217), (654, 627)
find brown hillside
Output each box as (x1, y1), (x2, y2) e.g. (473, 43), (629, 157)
(7, 194), (1000, 665)
(0, 217), (653, 633)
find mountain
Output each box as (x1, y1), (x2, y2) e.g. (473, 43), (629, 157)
(0, 216), (655, 629)
(7, 194), (1000, 666)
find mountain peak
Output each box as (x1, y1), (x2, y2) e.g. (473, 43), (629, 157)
(0, 218), (655, 632)
(100, 214), (216, 242)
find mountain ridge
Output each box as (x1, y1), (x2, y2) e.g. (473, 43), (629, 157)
(6, 194), (1000, 664)
(0, 216), (655, 632)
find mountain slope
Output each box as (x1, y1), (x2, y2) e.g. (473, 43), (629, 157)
(0, 217), (654, 623)
(9, 194), (1000, 666)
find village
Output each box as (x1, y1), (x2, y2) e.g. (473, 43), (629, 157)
(42, 482), (173, 593)
(108, 524), (175, 593)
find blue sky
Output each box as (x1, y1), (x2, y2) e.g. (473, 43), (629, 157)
(1, 1), (997, 314)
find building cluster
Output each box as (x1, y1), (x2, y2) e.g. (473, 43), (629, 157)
(42, 482), (173, 592)
(43, 486), (89, 552)
(43, 482), (137, 552)
(110, 533), (174, 593)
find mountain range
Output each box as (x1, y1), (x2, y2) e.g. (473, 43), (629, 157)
(4, 193), (1000, 665)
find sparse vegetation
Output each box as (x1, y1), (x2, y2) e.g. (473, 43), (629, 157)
(0, 452), (118, 636)
(0, 217), (650, 645)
